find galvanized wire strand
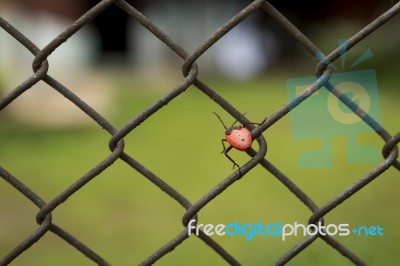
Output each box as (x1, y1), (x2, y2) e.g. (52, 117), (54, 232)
(0, 168), (109, 266)
(32, 0), (117, 72)
(309, 144), (399, 225)
(315, 1), (400, 75)
(182, 0), (266, 75)
(382, 132), (400, 169)
(1, 0), (399, 265)
(0, 17), (48, 110)
(260, 2), (321, 58)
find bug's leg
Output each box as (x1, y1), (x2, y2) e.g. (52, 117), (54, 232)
(243, 122), (261, 127)
(221, 139), (228, 154)
(243, 116), (268, 128)
(223, 145), (240, 169)
(229, 112), (248, 128)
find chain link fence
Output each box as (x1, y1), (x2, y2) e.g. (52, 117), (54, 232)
(1, 0), (400, 265)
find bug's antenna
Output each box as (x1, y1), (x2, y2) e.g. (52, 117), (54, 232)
(229, 119), (239, 128)
(229, 112), (247, 128)
(213, 112), (228, 130)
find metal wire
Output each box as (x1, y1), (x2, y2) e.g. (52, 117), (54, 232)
(1, 0), (399, 265)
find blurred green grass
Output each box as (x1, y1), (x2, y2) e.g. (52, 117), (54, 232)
(1, 73), (399, 266)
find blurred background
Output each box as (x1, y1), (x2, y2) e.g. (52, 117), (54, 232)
(1, 0), (399, 265)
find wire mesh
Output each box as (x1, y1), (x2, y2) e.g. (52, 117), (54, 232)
(1, 0), (400, 265)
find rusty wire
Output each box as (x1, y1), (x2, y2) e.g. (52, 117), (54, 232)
(1, 0), (400, 265)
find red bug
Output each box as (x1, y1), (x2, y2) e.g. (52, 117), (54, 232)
(213, 112), (258, 169)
